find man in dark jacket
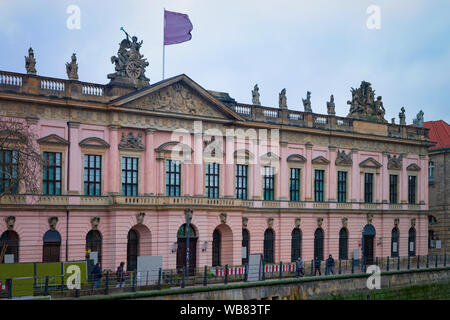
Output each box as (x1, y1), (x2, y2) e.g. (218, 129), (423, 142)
(91, 262), (102, 289)
(116, 261), (125, 288)
(326, 254), (335, 275)
(314, 257), (321, 276)
(296, 257), (304, 277)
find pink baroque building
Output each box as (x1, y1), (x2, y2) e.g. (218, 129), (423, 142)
(0, 40), (433, 272)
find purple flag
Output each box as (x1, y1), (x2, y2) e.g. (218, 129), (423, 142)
(164, 10), (193, 45)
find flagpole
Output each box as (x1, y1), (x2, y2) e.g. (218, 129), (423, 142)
(162, 8), (165, 80)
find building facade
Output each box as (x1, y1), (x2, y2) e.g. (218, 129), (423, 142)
(425, 120), (449, 255)
(0, 38), (433, 271)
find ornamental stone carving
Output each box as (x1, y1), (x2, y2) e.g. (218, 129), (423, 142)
(220, 212), (227, 224)
(387, 154), (403, 170)
(108, 27), (150, 88)
(136, 212), (145, 225)
(5, 216), (15, 230)
(25, 47), (37, 75)
(65, 53), (79, 80)
(367, 213), (374, 225)
(48, 217), (58, 231)
(118, 132), (145, 151)
(413, 110), (424, 128)
(302, 91), (312, 113)
(242, 217), (248, 229)
(347, 81), (386, 123)
(335, 150), (352, 166)
(399, 107), (406, 125)
(267, 217), (274, 229)
(394, 218), (399, 227)
(184, 209), (193, 222)
(90, 216), (100, 230)
(252, 84), (261, 105)
(295, 218), (301, 228)
(342, 217), (348, 228)
(411, 219), (416, 228)
(317, 217), (323, 228)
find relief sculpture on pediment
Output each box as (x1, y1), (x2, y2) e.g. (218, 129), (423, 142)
(125, 83), (224, 118)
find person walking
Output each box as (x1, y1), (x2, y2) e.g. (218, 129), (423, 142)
(296, 257), (304, 277)
(91, 262), (102, 289)
(314, 257), (321, 276)
(326, 254), (335, 275)
(116, 261), (125, 288)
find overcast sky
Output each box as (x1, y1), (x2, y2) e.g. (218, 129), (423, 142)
(1, 0), (449, 123)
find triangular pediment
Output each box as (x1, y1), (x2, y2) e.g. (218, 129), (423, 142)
(287, 154), (307, 163)
(312, 156), (330, 165)
(110, 75), (243, 121)
(359, 157), (382, 168)
(79, 137), (110, 149)
(407, 163), (421, 171)
(37, 134), (69, 146)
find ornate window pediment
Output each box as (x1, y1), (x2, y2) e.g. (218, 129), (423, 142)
(155, 141), (193, 161)
(359, 157), (382, 169)
(234, 149), (254, 164)
(312, 156), (330, 165)
(118, 132), (145, 151)
(387, 154), (402, 170)
(260, 152), (280, 161)
(335, 150), (352, 166)
(287, 154), (306, 163)
(37, 134), (69, 146)
(407, 163), (421, 171)
(79, 137), (110, 149)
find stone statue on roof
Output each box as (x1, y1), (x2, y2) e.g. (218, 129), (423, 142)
(302, 91), (312, 113)
(252, 84), (261, 105)
(327, 94), (335, 115)
(413, 110), (424, 128)
(279, 88), (287, 109)
(66, 53), (79, 80)
(347, 81), (387, 123)
(25, 47), (37, 75)
(108, 27), (150, 87)
(399, 107), (406, 125)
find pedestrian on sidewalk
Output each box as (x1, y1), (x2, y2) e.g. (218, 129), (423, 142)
(116, 261), (125, 288)
(296, 257), (304, 277)
(314, 257), (321, 276)
(326, 254), (335, 275)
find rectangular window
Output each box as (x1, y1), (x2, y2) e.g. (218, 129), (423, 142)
(314, 170), (324, 202)
(235, 164), (248, 200)
(42, 152), (62, 195)
(408, 175), (416, 204)
(364, 173), (374, 203)
(84, 154), (101, 196)
(205, 162), (219, 198)
(121, 157), (138, 196)
(289, 168), (300, 202)
(389, 174), (398, 204)
(263, 166), (275, 201)
(166, 159), (181, 196)
(0, 150), (19, 194)
(337, 171), (347, 203)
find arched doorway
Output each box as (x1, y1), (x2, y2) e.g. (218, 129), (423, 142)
(339, 228), (348, 260)
(314, 228), (324, 260)
(43, 230), (61, 262)
(86, 230), (102, 264)
(127, 229), (139, 271)
(408, 228), (416, 256)
(291, 228), (302, 262)
(391, 227), (399, 257)
(176, 224), (197, 274)
(242, 229), (249, 265)
(263, 229), (274, 263)
(0, 230), (19, 263)
(362, 224), (376, 265)
(212, 229), (221, 267)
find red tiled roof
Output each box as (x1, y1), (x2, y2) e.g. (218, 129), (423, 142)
(424, 120), (450, 151)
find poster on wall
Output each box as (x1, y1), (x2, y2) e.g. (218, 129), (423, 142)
(436, 240), (441, 249)
(409, 242), (414, 252)
(393, 242), (398, 252)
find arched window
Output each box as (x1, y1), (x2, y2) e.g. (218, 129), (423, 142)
(391, 227), (399, 258)
(0, 230), (19, 263)
(212, 229), (221, 267)
(339, 228), (348, 260)
(43, 230), (61, 262)
(314, 228), (324, 261)
(86, 230), (102, 264)
(291, 228), (302, 262)
(127, 229), (139, 271)
(263, 229), (274, 263)
(242, 229), (249, 265)
(408, 228), (416, 257)
(176, 224), (197, 273)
